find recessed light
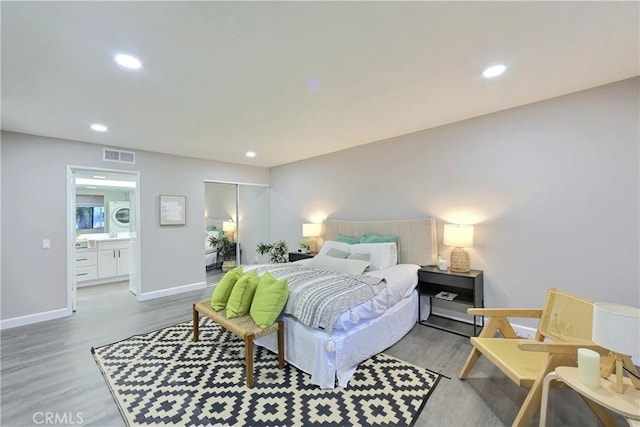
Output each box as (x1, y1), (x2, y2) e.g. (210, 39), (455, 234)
(90, 123), (108, 132)
(246, 151), (256, 158)
(482, 64), (506, 78)
(114, 53), (142, 70)
(92, 175), (106, 179)
(86, 186), (97, 189)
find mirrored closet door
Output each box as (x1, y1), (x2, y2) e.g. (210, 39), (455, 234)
(204, 182), (269, 277)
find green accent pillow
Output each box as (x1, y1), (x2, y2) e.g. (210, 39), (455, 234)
(360, 234), (398, 243)
(326, 248), (350, 259)
(250, 273), (289, 328)
(210, 266), (243, 310)
(348, 252), (371, 261)
(335, 234), (359, 244)
(206, 225), (216, 231)
(226, 270), (259, 319)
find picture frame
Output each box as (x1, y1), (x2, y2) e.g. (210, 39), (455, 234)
(159, 195), (186, 226)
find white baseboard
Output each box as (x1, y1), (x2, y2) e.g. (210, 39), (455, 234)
(0, 307), (71, 330)
(511, 323), (538, 339)
(137, 281), (207, 302)
(430, 306), (539, 337)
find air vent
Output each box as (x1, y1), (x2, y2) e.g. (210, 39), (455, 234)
(103, 148), (136, 164)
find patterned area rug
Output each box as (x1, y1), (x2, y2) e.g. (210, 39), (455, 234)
(92, 319), (441, 426)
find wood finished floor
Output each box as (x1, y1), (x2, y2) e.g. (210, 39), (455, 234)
(1, 282), (626, 426)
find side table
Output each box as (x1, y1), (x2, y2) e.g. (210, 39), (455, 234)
(540, 366), (640, 427)
(288, 252), (316, 262)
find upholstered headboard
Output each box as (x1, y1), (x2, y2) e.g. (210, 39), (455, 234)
(323, 218), (438, 266)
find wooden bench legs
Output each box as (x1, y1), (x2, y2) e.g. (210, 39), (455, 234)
(192, 303), (285, 388)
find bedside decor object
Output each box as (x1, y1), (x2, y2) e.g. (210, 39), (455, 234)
(209, 234), (237, 272)
(443, 224), (474, 273)
(223, 220), (236, 242)
(159, 195), (186, 226)
(577, 348), (601, 388)
(437, 257), (448, 271)
(302, 223), (322, 252)
(256, 240), (289, 263)
(298, 239), (310, 254)
(592, 302), (640, 394)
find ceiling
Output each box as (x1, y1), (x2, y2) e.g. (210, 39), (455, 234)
(2, 2), (638, 168)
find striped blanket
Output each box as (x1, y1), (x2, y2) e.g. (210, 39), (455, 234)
(247, 264), (386, 335)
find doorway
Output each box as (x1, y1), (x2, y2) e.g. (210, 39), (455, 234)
(67, 166), (141, 311)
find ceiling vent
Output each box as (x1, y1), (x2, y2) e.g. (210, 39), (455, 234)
(103, 148), (136, 164)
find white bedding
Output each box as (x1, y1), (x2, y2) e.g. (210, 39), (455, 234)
(329, 263), (419, 330)
(256, 290), (419, 388)
(251, 262), (421, 388)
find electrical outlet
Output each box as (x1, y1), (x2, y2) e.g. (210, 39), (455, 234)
(42, 239), (51, 249)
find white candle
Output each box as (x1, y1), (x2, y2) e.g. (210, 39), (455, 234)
(578, 348), (601, 388)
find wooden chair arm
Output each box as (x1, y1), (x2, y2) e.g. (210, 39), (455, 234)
(467, 308), (543, 318)
(518, 342), (607, 355)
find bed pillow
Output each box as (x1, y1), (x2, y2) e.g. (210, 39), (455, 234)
(250, 273), (289, 328)
(347, 252), (371, 262)
(360, 234), (398, 244)
(307, 254), (370, 275)
(226, 270), (259, 318)
(210, 266), (243, 310)
(335, 234), (360, 244)
(350, 242), (397, 270)
(319, 240), (352, 256)
(326, 248), (350, 259)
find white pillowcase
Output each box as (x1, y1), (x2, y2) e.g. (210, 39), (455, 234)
(350, 242), (397, 271)
(319, 240), (352, 255)
(306, 254), (370, 275)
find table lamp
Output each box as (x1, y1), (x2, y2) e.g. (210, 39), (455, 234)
(302, 223), (322, 253)
(223, 220), (236, 242)
(443, 224), (474, 273)
(592, 302), (640, 393)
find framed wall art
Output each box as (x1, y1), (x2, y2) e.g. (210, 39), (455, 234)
(160, 195), (186, 226)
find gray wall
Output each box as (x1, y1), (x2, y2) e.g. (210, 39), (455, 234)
(204, 182), (237, 223)
(270, 77), (639, 319)
(1, 132), (269, 322)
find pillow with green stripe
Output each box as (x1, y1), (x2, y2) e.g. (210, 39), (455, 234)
(326, 247), (350, 259)
(210, 266), (243, 311)
(226, 270), (259, 318)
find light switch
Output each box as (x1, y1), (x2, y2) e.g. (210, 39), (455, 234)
(42, 239), (51, 249)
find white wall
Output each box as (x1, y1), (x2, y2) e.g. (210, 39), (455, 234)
(270, 77), (639, 322)
(0, 132), (269, 323)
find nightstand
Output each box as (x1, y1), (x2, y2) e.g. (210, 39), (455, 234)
(288, 252), (316, 262)
(417, 266), (484, 337)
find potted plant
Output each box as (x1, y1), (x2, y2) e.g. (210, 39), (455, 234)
(209, 234), (237, 272)
(298, 239), (310, 254)
(256, 240), (289, 263)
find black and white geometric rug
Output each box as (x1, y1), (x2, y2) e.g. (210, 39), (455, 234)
(92, 319), (441, 426)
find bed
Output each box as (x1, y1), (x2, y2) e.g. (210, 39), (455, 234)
(251, 218), (438, 389)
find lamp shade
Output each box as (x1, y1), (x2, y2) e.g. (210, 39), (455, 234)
(302, 223), (322, 238)
(592, 302), (640, 357)
(443, 224), (474, 248)
(223, 221), (236, 232)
